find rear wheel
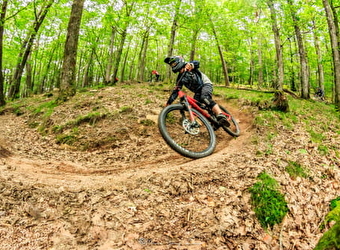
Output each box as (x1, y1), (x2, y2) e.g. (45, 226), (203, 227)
(219, 105), (241, 137)
(158, 104), (216, 159)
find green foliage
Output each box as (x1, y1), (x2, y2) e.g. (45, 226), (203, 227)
(298, 149), (308, 154)
(52, 112), (108, 134)
(0, 99), (30, 116)
(318, 145), (329, 156)
(309, 128), (325, 143)
(140, 119), (155, 126)
(29, 101), (58, 134)
(215, 87), (340, 163)
(8, 104), (24, 116)
(55, 128), (79, 145)
(264, 143), (274, 155)
(143, 188), (152, 193)
(56, 134), (77, 145)
(330, 197), (340, 211)
(249, 171), (289, 229)
(33, 101), (58, 117)
(73, 112), (107, 126)
(1, 0), (340, 103)
(145, 99), (152, 104)
(315, 201), (340, 250)
(119, 106), (133, 113)
(285, 161), (309, 180)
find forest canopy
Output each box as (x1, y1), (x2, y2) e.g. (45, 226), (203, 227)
(1, 0), (340, 109)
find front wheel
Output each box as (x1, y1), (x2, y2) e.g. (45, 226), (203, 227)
(219, 105), (241, 137)
(158, 104), (216, 159)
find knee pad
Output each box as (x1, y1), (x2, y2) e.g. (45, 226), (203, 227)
(202, 97), (216, 109)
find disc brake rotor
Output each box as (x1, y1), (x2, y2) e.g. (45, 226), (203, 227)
(182, 118), (200, 135)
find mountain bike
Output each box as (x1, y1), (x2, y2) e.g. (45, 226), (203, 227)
(312, 87), (325, 101)
(158, 89), (240, 159)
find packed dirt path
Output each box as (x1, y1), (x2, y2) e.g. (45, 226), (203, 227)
(0, 100), (251, 191)
(0, 83), (338, 249)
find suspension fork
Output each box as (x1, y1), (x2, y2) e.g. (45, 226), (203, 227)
(180, 96), (196, 122)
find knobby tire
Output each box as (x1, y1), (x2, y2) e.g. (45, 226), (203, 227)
(158, 104), (216, 159)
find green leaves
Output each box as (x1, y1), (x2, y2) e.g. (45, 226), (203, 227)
(315, 200), (340, 250)
(249, 171), (289, 229)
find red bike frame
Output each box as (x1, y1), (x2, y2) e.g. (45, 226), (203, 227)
(178, 90), (231, 123)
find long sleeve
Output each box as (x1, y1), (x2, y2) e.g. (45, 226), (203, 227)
(166, 88), (179, 105)
(166, 74), (184, 105)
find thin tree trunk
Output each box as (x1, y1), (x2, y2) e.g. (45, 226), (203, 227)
(120, 42), (130, 82)
(138, 28), (149, 82)
(105, 26), (116, 84)
(82, 46), (95, 88)
(189, 29), (199, 61)
(288, 38), (297, 92)
(248, 38), (255, 86)
(323, 0), (340, 108)
(112, 29), (127, 84)
(257, 38), (264, 88)
(166, 0), (182, 81)
(8, 0), (54, 99)
(267, 0), (284, 90)
(312, 21), (325, 91)
(24, 57), (33, 97)
(210, 18), (230, 86)
(287, 0), (309, 99)
(129, 42), (139, 80)
(141, 35), (149, 82)
(58, 0), (85, 102)
(111, 2), (134, 85)
(40, 45), (58, 93)
(0, 0), (8, 106)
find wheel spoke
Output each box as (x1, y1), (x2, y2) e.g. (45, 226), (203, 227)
(158, 104), (216, 158)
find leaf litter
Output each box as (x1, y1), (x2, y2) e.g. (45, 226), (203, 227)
(0, 83), (339, 249)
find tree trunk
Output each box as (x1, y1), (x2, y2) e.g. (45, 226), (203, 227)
(189, 29), (199, 61)
(257, 38), (264, 88)
(312, 21), (325, 92)
(248, 39), (255, 86)
(8, 0), (54, 99)
(210, 18), (230, 87)
(105, 26), (116, 84)
(112, 29), (127, 85)
(166, 0), (182, 81)
(287, 0), (309, 99)
(0, 0), (8, 106)
(111, 2), (134, 85)
(82, 46), (95, 88)
(138, 28), (150, 82)
(267, 0), (284, 90)
(129, 41), (139, 80)
(24, 57), (33, 97)
(120, 41), (130, 82)
(40, 44), (58, 93)
(58, 0), (85, 103)
(288, 38), (297, 92)
(323, 0), (340, 109)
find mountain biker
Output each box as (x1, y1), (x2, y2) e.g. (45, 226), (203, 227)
(151, 70), (160, 82)
(164, 55), (229, 125)
(315, 87), (325, 100)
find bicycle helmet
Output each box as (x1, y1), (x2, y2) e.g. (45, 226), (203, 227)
(164, 56), (186, 73)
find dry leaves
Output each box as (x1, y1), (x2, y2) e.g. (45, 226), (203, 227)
(0, 83), (339, 249)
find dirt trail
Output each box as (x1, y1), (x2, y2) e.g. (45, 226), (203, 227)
(0, 84), (335, 250)
(0, 101), (252, 191)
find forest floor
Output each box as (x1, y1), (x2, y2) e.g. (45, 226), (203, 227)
(0, 82), (339, 250)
